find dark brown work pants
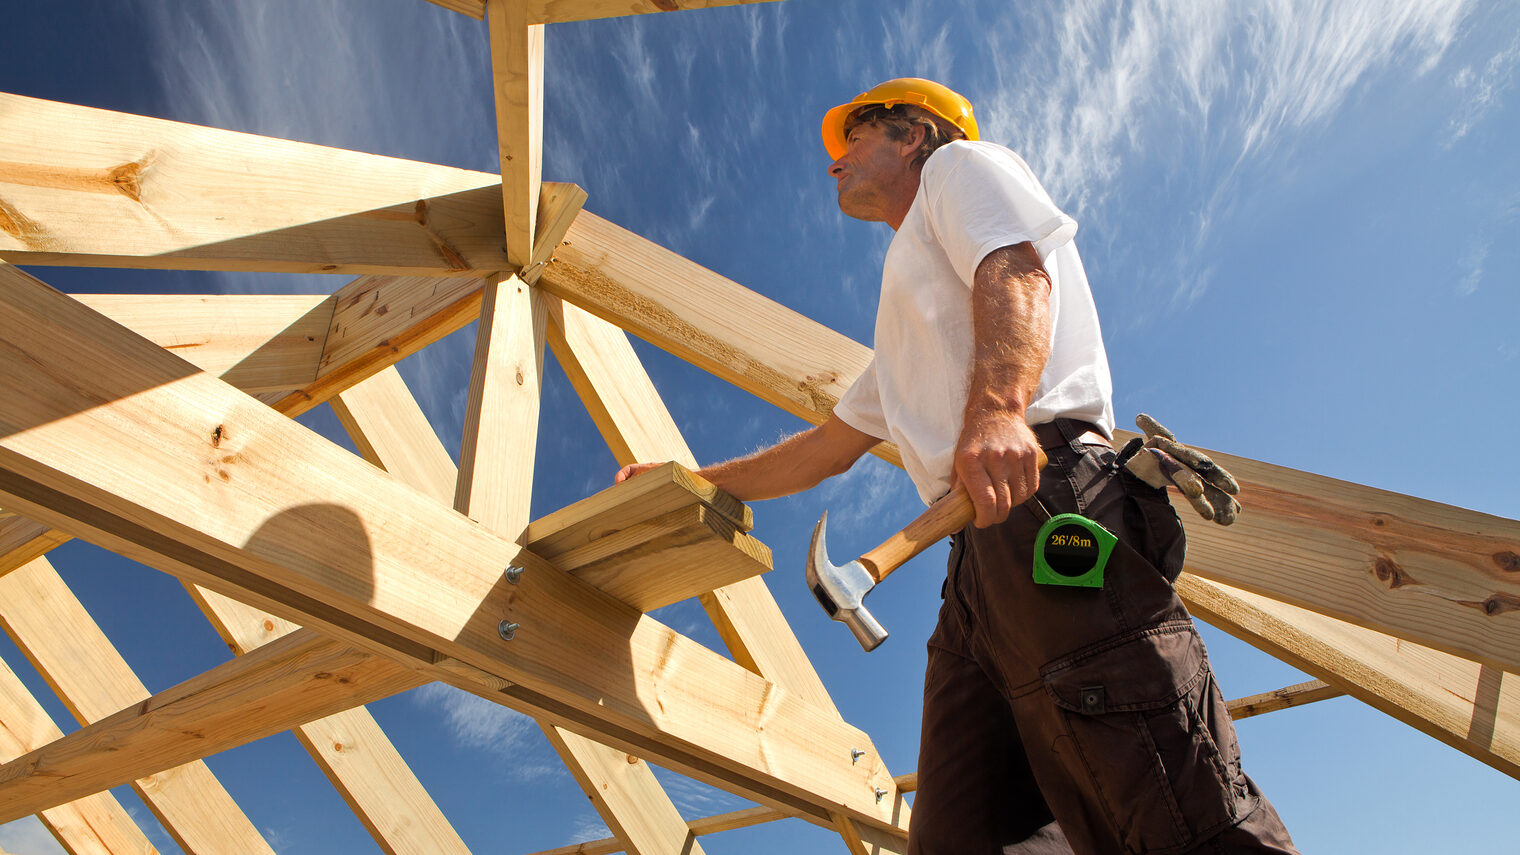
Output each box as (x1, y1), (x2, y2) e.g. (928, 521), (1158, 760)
(908, 420), (1299, 855)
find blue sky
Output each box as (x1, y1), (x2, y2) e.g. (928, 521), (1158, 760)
(2, 0), (1518, 852)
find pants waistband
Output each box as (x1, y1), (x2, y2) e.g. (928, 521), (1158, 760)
(1031, 418), (1110, 453)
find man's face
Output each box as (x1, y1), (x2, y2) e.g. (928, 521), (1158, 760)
(828, 120), (916, 224)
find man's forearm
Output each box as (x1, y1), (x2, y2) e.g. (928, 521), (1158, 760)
(699, 415), (879, 502)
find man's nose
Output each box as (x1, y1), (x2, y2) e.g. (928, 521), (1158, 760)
(828, 158), (845, 177)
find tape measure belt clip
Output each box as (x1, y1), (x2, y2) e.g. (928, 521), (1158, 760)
(1033, 513), (1117, 588)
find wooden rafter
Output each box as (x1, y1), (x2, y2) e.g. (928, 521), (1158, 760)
(0, 94), (510, 276)
(1181, 575), (1519, 776)
(0, 558), (276, 854)
(0, 653), (160, 854)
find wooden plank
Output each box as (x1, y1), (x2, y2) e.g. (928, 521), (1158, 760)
(0, 265), (901, 829)
(454, 276), (547, 527)
(525, 183), (588, 284)
(425, 0), (786, 25)
(74, 294), (329, 393)
(550, 503), (771, 613)
(1225, 680), (1344, 720)
(831, 813), (870, 855)
(0, 654), (159, 855)
(486, 0), (544, 268)
(526, 462), (751, 551)
(1179, 574), (1520, 778)
(0, 94), (512, 276)
(0, 558), (276, 854)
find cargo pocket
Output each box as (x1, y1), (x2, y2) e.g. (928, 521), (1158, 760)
(1040, 622), (1247, 854)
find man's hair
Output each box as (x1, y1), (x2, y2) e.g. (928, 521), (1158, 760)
(843, 103), (965, 167)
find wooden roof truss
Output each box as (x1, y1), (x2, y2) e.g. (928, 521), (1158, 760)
(0, 0), (1516, 851)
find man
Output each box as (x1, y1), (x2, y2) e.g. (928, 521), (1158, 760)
(618, 78), (1296, 854)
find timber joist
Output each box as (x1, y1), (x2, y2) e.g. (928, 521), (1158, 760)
(0, 0), (1515, 851)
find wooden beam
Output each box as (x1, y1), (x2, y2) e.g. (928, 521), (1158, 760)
(0, 94), (512, 276)
(424, 0), (786, 25)
(1225, 680), (1344, 720)
(1179, 575), (1520, 778)
(0, 557), (276, 854)
(536, 211), (876, 437)
(486, 1), (544, 268)
(0, 264), (901, 830)
(0, 653), (161, 855)
(1122, 427), (1520, 672)
(74, 294), (330, 393)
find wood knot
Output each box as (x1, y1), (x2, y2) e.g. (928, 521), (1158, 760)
(1372, 556), (1414, 589)
(652, 0), (680, 9)
(1480, 593), (1520, 616)
(1493, 551), (1520, 573)
(211, 425), (226, 447)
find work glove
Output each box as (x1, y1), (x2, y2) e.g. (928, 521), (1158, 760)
(1119, 414), (1241, 525)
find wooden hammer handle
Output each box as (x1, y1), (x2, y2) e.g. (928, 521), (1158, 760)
(857, 449), (1048, 584)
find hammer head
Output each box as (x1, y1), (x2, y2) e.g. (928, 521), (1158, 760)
(806, 511), (889, 651)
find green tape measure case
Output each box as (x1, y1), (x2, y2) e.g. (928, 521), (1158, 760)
(1033, 513), (1116, 588)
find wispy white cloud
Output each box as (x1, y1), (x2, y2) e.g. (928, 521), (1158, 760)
(651, 765), (754, 816)
(569, 813), (611, 843)
(973, 0), (1473, 306)
(1444, 35), (1520, 145)
(412, 683), (558, 777)
(1456, 238), (1488, 295)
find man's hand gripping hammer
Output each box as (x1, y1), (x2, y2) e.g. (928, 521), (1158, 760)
(807, 449), (1047, 651)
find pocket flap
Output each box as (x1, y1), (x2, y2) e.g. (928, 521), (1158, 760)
(1041, 622), (1206, 713)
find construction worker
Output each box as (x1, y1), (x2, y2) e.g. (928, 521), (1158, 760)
(618, 78), (1297, 854)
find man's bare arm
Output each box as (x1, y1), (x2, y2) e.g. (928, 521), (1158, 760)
(614, 414), (881, 502)
(954, 241), (1052, 527)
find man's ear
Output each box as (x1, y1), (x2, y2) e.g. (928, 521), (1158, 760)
(897, 123), (927, 161)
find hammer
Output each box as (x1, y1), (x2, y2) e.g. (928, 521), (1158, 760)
(807, 449), (1047, 651)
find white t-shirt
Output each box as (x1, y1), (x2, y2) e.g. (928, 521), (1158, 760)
(833, 140), (1114, 505)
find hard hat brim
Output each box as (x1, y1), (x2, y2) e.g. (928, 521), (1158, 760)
(821, 101), (859, 162)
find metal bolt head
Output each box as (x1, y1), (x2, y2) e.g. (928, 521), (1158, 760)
(851, 748), (866, 764)
(505, 565), (525, 585)
(874, 787), (888, 803)
(498, 620), (520, 641)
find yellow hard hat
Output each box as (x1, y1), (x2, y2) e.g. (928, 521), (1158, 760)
(821, 77), (979, 161)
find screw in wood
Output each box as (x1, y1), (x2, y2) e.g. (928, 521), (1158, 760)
(851, 748), (866, 764)
(498, 620), (520, 641)
(875, 788), (888, 803)
(505, 565), (524, 585)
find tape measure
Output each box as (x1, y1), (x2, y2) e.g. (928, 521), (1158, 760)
(1033, 513), (1116, 588)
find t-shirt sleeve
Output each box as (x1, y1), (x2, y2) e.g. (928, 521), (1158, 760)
(922, 144), (1078, 287)
(831, 358), (890, 440)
